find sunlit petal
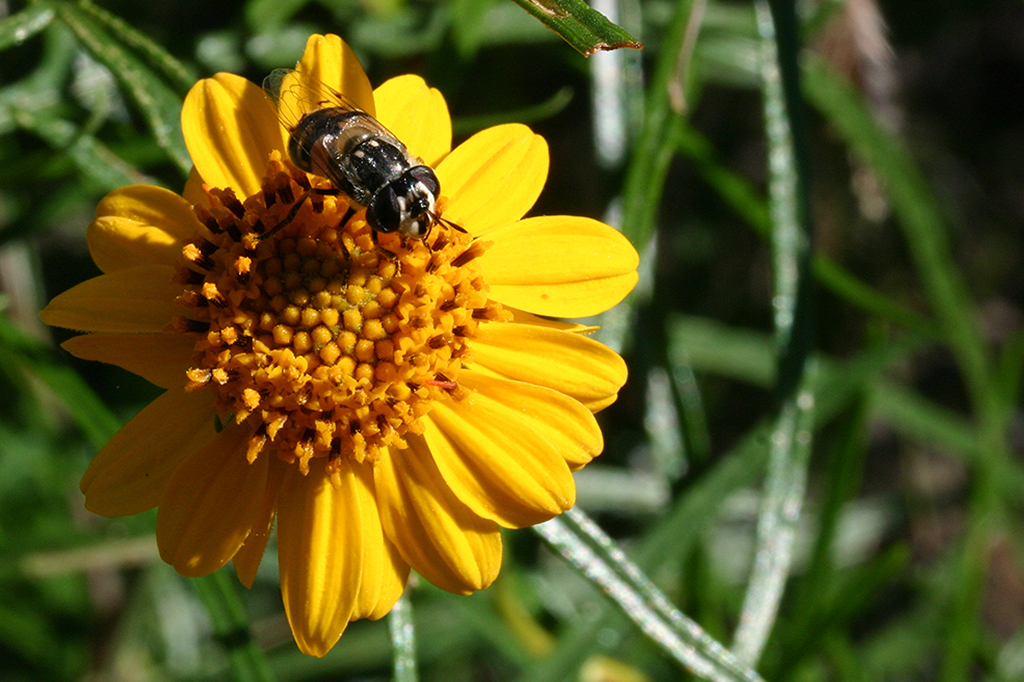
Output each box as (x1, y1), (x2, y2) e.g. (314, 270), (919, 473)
(376, 435), (502, 594)
(373, 75), (451, 166)
(424, 385), (577, 528)
(88, 186), (202, 273)
(277, 457), (365, 657)
(472, 322), (627, 414)
(482, 215), (639, 317)
(437, 124), (548, 235)
(182, 73), (284, 198)
(349, 463), (409, 621)
(291, 34), (375, 116)
(233, 460), (285, 588)
(506, 306), (599, 333)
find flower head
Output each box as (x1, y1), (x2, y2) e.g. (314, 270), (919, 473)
(41, 34), (638, 656)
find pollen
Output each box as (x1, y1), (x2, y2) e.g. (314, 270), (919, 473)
(178, 152), (504, 476)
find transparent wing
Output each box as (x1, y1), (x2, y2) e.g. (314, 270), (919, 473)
(264, 68), (405, 158)
(263, 68), (371, 130)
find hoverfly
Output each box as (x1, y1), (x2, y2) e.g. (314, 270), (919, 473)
(263, 68), (450, 243)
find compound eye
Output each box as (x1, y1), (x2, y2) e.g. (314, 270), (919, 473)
(366, 187), (402, 234)
(408, 166), (440, 196)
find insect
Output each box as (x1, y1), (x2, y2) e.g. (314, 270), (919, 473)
(263, 68), (447, 243)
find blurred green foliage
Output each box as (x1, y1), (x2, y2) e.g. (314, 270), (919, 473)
(3, 0), (1024, 681)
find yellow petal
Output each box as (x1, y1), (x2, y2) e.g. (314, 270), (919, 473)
(481, 216), (639, 318)
(61, 333), (194, 389)
(472, 322), (627, 414)
(375, 436), (502, 594)
(182, 166), (207, 207)
(40, 265), (183, 333)
(276, 458), (370, 656)
(233, 460), (285, 588)
(584, 394), (619, 413)
(373, 75), (451, 167)
(467, 372), (603, 470)
(88, 186), (201, 273)
(157, 422), (268, 577)
(81, 387), (216, 516)
(292, 34), (375, 116)
(348, 462), (409, 622)
(182, 73), (284, 198)
(507, 306), (598, 333)
(353, 529), (409, 622)
(436, 124), (548, 235)
(424, 381), (577, 529)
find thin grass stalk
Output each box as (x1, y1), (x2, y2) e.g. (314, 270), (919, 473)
(802, 55), (1013, 682)
(192, 571), (275, 682)
(732, 0), (817, 666)
(390, 590), (418, 682)
(536, 509), (764, 682)
(619, 0), (696, 251)
(673, 120), (937, 337)
(526, 327), (901, 682)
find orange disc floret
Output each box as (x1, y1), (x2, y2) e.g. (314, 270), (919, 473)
(178, 152), (503, 475)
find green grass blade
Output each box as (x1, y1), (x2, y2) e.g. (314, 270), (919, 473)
(536, 510), (764, 682)
(0, 314), (119, 450)
(0, 4), (55, 51)
(506, 0), (641, 56)
(528, 324), (903, 682)
(733, 1), (817, 663)
(675, 120), (936, 336)
(390, 592), (419, 682)
(192, 571), (276, 682)
(75, 0), (197, 93)
(54, 2), (191, 175)
(13, 113), (153, 191)
(620, 0), (696, 251)
(803, 52), (1011, 682)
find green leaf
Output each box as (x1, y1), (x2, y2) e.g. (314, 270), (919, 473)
(507, 0), (641, 56)
(450, 0), (497, 58)
(803, 56), (1011, 682)
(0, 4), (55, 51)
(620, 0), (697, 252)
(54, 2), (191, 175)
(666, 315), (987, 463)
(0, 314), (119, 451)
(451, 86), (573, 136)
(13, 111), (152, 191)
(732, 1), (817, 664)
(73, 0), (197, 93)
(244, 0), (313, 33)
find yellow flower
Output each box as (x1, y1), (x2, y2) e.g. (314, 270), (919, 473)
(41, 34), (637, 656)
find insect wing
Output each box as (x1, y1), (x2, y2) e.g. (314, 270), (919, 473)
(263, 68), (367, 130)
(264, 68), (409, 168)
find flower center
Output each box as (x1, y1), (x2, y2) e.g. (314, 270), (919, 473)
(177, 152), (505, 476)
